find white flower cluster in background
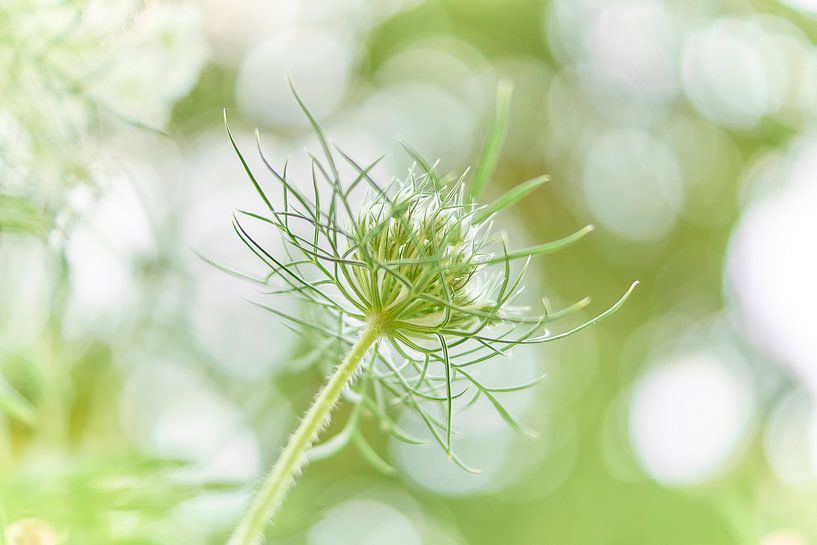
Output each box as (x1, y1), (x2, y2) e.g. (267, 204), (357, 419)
(0, 0), (207, 232)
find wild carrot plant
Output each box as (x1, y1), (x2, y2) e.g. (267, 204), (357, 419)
(223, 83), (637, 545)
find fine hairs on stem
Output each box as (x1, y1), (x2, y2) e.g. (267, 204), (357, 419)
(221, 80), (638, 545)
(227, 322), (381, 545)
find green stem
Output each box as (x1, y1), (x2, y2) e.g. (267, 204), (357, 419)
(227, 321), (381, 545)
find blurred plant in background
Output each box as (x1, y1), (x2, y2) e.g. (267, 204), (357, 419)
(1, 1), (211, 543)
(0, 0), (206, 235)
(3, 0), (817, 544)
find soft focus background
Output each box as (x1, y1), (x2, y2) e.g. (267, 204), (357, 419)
(2, 0), (817, 543)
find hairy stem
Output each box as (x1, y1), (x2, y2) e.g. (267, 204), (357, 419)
(227, 321), (381, 545)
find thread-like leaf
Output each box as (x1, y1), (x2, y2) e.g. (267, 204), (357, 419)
(481, 224), (595, 265)
(473, 175), (549, 224)
(468, 80), (513, 201)
(353, 432), (396, 475)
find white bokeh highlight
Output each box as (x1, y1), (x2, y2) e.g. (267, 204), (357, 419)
(582, 129), (683, 242)
(764, 390), (817, 487)
(236, 27), (355, 128)
(629, 349), (754, 486)
(307, 498), (423, 545)
(548, 0), (681, 106)
(727, 135), (817, 393)
(681, 16), (812, 130)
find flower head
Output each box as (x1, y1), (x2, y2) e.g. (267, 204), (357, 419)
(348, 175), (492, 335)
(224, 83), (637, 470)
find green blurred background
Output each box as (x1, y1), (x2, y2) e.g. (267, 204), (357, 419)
(3, 0), (817, 543)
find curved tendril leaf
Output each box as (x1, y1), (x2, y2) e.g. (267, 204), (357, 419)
(361, 397), (425, 445)
(305, 417), (357, 463)
(353, 432), (396, 475)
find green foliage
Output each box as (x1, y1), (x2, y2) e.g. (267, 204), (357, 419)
(1, 456), (239, 545)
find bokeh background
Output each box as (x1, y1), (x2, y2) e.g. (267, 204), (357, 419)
(2, 0), (817, 543)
